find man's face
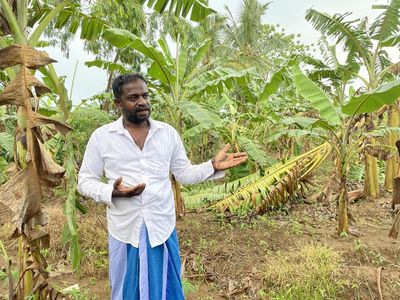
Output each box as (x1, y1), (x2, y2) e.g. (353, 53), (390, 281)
(115, 80), (151, 124)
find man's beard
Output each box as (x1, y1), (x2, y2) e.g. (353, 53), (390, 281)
(124, 107), (151, 124)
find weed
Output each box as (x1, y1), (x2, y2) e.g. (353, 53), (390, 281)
(290, 220), (303, 235)
(181, 238), (192, 248)
(197, 238), (217, 252)
(353, 239), (367, 252)
(367, 250), (387, 266)
(182, 278), (198, 296)
(192, 254), (205, 274)
(258, 244), (347, 299)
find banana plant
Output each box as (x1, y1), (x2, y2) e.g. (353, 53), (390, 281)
(305, 0), (400, 196)
(289, 63), (400, 234)
(0, 43), (72, 298)
(0, 0), (108, 275)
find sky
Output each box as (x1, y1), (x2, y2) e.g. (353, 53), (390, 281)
(45, 0), (399, 103)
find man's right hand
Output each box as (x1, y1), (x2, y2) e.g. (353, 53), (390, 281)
(112, 177), (146, 198)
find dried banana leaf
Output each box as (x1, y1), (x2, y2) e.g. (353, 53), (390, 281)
(28, 111), (72, 135)
(0, 45), (56, 70)
(0, 67), (50, 106)
(27, 128), (65, 180)
(0, 164), (46, 231)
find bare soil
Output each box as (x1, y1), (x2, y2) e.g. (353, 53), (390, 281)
(1, 195), (400, 299)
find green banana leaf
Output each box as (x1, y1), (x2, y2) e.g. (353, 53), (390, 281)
(292, 64), (341, 125)
(342, 79), (400, 115)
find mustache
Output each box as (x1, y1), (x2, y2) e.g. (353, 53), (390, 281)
(135, 105), (151, 111)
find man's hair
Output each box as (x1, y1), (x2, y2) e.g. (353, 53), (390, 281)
(112, 73), (147, 99)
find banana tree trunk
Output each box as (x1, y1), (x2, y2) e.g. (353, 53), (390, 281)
(364, 116), (379, 199)
(16, 105), (35, 298)
(171, 174), (185, 217)
(337, 159), (349, 234)
(365, 152), (379, 198)
(384, 101), (399, 190)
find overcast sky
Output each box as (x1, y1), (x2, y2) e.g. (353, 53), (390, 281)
(45, 0), (398, 103)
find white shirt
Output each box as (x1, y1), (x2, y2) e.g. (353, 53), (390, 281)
(78, 117), (222, 247)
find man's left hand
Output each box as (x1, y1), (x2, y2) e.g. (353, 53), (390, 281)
(212, 144), (248, 171)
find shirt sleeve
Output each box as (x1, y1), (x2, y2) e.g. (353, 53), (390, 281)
(170, 129), (224, 184)
(77, 133), (114, 206)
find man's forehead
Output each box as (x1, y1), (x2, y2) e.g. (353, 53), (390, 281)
(122, 80), (148, 93)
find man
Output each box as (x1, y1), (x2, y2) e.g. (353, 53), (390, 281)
(78, 73), (248, 299)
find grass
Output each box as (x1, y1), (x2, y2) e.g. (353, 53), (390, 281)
(258, 244), (347, 300)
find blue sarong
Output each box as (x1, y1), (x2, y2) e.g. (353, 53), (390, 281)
(108, 225), (185, 300)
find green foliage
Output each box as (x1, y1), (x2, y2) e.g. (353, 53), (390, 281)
(237, 135), (270, 167)
(0, 156), (8, 184)
(140, 0), (216, 22)
(259, 245), (347, 299)
(342, 79), (400, 115)
(0, 132), (13, 157)
(370, 0), (400, 43)
(305, 9), (372, 63)
(292, 64), (340, 125)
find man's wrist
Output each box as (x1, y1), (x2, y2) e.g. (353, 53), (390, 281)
(211, 158), (218, 171)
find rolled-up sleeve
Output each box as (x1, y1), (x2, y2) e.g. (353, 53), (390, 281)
(77, 134), (114, 206)
(170, 130), (224, 184)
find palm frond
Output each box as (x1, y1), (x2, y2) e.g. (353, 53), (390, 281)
(305, 9), (372, 62)
(299, 54), (329, 69)
(140, 0), (216, 22)
(237, 135), (270, 167)
(318, 37), (338, 68)
(375, 49), (394, 78)
(182, 171), (262, 209)
(210, 143), (332, 214)
(213, 171), (262, 194)
(364, 126), (400, 137)
(183, 192), (229, 209)
(370, 0), (400, 43)
(85, 59), (129, 74)
(189, 66), (255, 95)
(266, 129), (317, 143)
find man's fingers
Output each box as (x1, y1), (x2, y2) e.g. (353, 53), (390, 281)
(233, 152), (248, 158)
(133, 183), (146, 191)
(128, 183), (146, 195)
(221, 143), (231, 153)
(114, 177), (123, 188)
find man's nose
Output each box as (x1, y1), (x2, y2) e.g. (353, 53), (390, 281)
(137, 96), (147, 105)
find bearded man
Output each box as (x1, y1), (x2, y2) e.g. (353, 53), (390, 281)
(78, 73), (248, 299)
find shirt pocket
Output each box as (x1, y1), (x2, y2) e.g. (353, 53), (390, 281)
(144, 152), (170, 179)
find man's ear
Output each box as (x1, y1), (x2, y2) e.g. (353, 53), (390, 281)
(114, 98), (121, 108)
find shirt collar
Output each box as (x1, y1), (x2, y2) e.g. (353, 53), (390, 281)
(108, 116), (162, 134)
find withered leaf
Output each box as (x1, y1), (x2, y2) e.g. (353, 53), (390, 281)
(0, 67), (50, 106)
(0, 164), (44, 231)
(27, 128), (65, 179)
(28, 111), (72, 135)
(0, 45), (56, 70)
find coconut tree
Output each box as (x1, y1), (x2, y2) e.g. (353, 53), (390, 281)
(222, 0), (271, 72)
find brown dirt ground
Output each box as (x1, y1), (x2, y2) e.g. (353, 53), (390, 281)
(1, 194), (400, 299)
